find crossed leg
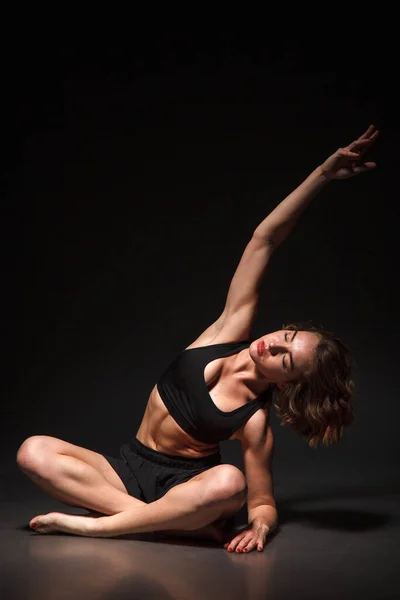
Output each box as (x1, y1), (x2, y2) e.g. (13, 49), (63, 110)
(16, 435), (246, 539)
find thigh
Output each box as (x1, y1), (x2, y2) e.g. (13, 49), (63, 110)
(18, 435), (129, 494)
(176, 464), (247, 515)
(161, 464), (247, 524)
(188, 463), (246, 489)
(163, 464), (247, 506)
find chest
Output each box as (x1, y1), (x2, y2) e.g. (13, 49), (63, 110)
(154, 343), (272, 445)
(204, 356), (250, 412)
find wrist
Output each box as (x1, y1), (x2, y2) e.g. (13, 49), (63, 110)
(315, 165), (333, 183)
(251, 516), (275, 532)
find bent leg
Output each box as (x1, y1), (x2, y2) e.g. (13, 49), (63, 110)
(29, 464), (247, 537)
(16, 435), (144, 514)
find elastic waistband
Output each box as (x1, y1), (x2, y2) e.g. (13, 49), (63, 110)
(130, 437), (221, 470)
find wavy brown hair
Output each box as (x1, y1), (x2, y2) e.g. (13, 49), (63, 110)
(273, 323), (355, 448)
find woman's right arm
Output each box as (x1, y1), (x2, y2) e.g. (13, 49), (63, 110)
(187, 125), (378, 347)
(188, 168), (328, 347)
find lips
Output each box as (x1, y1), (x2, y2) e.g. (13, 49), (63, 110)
(257, 340), (265, 356)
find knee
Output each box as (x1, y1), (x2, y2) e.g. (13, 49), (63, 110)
(204, 465), (247, 506)
(16, 435), (53, 472)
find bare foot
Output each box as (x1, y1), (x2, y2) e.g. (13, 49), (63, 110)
(29, 512), (100, 537)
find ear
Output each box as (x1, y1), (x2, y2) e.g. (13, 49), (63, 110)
(276, 381), (286, 390)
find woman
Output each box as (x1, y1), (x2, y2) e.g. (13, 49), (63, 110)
(16, 125), (379, 553)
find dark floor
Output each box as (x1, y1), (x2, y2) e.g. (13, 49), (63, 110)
(1, 472), (400, 600)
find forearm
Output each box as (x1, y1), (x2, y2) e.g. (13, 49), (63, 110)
(253, 166), (329, 247)
(248, 503), (278, 533)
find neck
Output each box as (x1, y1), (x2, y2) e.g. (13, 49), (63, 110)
(230, 348), (272, 397)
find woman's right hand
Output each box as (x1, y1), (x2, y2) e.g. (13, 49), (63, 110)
(320, 125), (379, 181)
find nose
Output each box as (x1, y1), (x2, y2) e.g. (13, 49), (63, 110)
(268, 342), (286, 356)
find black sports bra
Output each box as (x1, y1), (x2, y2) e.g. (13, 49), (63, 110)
(156, 341), (272, 444)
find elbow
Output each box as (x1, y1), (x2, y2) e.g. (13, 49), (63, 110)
(251, 231), (276, 250)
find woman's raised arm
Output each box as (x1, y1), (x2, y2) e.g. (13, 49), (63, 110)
(214, 125), (379, 339)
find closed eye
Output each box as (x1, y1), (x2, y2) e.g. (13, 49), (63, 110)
(283, 332), (288, 370)
(283, 331), (295, 371)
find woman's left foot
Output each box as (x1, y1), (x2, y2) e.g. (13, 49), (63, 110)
(29, 512), (99, 537)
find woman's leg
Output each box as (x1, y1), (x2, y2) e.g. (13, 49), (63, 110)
(16, 435), (144, 514)
(17, 435), (240, 542)
(28, 464), (247, 537)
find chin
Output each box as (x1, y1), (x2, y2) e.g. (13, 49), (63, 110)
(248, 341), (260, 363)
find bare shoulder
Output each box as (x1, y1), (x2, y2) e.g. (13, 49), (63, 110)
(236, 404), (274, 452)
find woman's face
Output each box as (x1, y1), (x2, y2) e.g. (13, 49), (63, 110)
(249, 329), (320, 385)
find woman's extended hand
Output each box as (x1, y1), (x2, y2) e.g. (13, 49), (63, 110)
(223, 522), (270, 553)
(320, 124), (379, 180)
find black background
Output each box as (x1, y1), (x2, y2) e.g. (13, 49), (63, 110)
(2, 29), (398, 498)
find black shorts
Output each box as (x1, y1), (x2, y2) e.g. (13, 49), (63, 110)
(102, 437), (222, 503)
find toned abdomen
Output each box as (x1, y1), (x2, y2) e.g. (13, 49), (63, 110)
(135, 385), (219, 458)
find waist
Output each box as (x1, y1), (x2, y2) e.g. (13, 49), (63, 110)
(130, 436), (222, 470)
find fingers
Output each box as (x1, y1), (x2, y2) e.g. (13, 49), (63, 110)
(357, 124), (379, 141)
(348, 126), (379, 155)
(224, 532), (265, 553)
(347, 139), (372, 153)
(234, 533), (254, 553)
(239, 538), (259, 553)
(369, 129), (379, 142)
(352, 162), (376, 174)
(224, 533), (247, 552)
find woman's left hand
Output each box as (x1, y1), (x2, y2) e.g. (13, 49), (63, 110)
(223, 522), (270, 553)
(320, 124), (379, 180)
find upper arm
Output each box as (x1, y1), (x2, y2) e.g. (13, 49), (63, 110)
(239, 409), (276, 509)
(186, 235), (275, 348)
(221, 235), (274, 321)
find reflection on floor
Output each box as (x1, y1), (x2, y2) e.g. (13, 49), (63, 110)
(1, 477), (400, 600)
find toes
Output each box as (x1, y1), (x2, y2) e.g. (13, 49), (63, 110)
(35, 526), (55, 534)
(29, 512), (58, 532)
(29, 515), (43, 529)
